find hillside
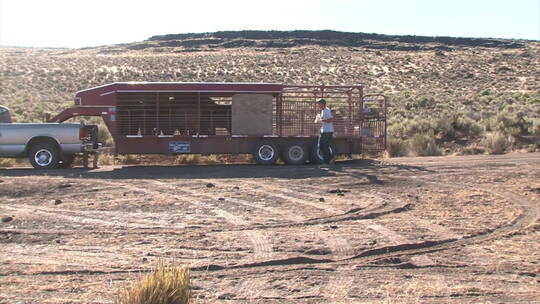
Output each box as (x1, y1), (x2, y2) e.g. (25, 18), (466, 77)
(0, 30), (539, 155)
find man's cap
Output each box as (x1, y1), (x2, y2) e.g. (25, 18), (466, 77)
(317, 99), (326, 104)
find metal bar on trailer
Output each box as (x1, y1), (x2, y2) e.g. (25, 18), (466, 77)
(384, 96), (387, 149)
(197, 92), (201, 136)
(283, 85), (363, 90)
(278, 93), (283, 137)
(155, 92), (160, 135)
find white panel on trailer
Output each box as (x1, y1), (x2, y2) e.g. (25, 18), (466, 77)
(232, 94), (273, 136)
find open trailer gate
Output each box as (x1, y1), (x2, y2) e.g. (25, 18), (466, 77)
(49, 82), (386, 165)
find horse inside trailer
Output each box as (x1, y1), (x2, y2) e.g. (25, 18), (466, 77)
(49, 82), (386, 165)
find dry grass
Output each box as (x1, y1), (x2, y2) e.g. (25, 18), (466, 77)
(482, 132), (515, 154)
(385, 137), (408, 157)
(0, 158), (16, 168)
(409, 133), (442, 156)
(116, 261), (191, 304)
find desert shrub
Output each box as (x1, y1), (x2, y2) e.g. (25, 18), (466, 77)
(489, 111), (531, 137)
(388, 118), (436, 139)
(123, 155), (140, 165)
(481, 132), (514, 154)
(386, 138), (408, 157)
(175, 155), (201, 165)
(433, 117), (455, 139)
(96, 154), (139, 166)
(454, 116), (483, 138)
(98, 153), (116, 166)
(528, 118), (540, 136)
(116, 261), (190, 304)
(0, 158), (16, 167)
(408, 133), (442, 156)
(458, 144), (485, 155)
(98, 122), (115, 147)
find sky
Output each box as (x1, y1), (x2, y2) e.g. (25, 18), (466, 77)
(0, 0), (539, 48)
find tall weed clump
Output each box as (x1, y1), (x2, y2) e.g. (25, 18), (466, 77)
(481, 132), (514, 154)
(409, 133), (442, 156)
(116, 261), (191, 304)
(386, 138), (408, 157)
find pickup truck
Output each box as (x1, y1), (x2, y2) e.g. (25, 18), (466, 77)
(0, 105), (99, 169)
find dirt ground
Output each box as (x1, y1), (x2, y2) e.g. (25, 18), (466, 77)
(0, 153), (539, 304)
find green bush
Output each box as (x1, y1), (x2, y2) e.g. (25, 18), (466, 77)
(386, 138), (408, 157)
(408, 133), (443, 156)
(481, 132), (514, 154)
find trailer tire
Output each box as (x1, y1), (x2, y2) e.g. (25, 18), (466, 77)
(253, 140), (280, 165)
(28, 142), (60, 169)
(309, 140), (337, 164)
(282, 142), (308, 165)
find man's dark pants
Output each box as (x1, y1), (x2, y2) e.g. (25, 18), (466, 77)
(318, 132), (333, 164)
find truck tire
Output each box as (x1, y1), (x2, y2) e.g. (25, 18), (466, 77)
(28, 143), (60, 169)
(282, 142), (308, 165)
(253, 140), (279, 165)
(309, 140), (337, 164)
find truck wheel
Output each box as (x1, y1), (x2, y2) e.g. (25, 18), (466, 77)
(253, 140), (279, 165)
(282, 142), (308, 165)
(309, 140), (337, 164)
(28, 143), (60, 169)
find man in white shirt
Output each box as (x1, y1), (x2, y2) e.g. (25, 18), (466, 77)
(316, 99), (334, 164)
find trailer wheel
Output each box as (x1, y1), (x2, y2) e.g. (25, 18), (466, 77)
(28, 143), (60, 169)
(282, 142), (308, 165)
(309, 140), (337, 164)
(254, 140), (279, 165)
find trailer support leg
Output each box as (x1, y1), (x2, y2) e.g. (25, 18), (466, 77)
(83, 152), (89, 169)
(92, 152), (99, 169)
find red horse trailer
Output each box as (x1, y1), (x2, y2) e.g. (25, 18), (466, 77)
(49, 82), (386, 165)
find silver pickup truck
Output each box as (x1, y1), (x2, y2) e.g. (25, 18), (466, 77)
(0, 105), (99, 169)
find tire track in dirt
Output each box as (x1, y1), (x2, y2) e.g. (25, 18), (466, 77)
(322, 268), (354, 303)
(183, 178), (539, 273)
(193, 179), (307, 222)
(145, 180), (277, 262)
(209, 175), (420, 304)
(208, 176), (376, 302)
(257, 178), (384, 208)
(191, 177), (404, 231)
(239, 180), (348, 214)
(211, 209), (273, 261)
(345, 180), (539, 265)
(0, 204), (186, 230)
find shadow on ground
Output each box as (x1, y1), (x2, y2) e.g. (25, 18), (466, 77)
(0, 159), (429, 180)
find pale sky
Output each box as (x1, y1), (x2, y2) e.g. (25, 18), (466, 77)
(0, 0), (539, 48)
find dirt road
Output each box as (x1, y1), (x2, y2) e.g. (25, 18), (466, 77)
(0, 153), (539, 303)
